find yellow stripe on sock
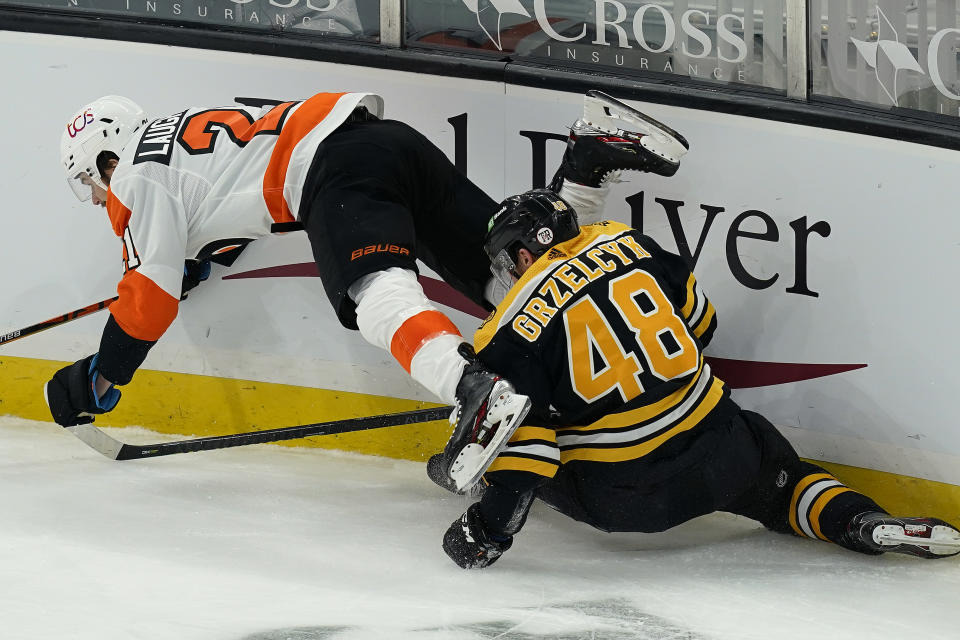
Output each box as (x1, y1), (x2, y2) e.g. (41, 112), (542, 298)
(789, 473), (833, 537)
(809, 485), (853, 541)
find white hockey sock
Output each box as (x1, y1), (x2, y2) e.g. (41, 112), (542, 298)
(349, 267), (467, 404)
(407, 333), (468, 404)
(557, 177), (616, 225)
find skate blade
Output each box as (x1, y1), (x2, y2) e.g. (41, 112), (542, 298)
(874, 524), (960, 556)
(449, 390), (531, 492)
(582, 90), (689, 163)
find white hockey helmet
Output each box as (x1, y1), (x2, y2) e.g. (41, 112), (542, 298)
(60, 95), (148, 201)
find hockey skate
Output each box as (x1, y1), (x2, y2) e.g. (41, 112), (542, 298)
(427, 453), (487, 498)
(552, 90), (690, 189)
(846, 512), (960, 559)
(441, 347), (531, 492)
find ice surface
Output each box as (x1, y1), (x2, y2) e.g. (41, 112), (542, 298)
(2, 417), (958, 640)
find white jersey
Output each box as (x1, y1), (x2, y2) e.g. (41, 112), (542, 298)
(104, 92), (384, 342)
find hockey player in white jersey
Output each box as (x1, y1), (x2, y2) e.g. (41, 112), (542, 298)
(45, 90), (687, 488)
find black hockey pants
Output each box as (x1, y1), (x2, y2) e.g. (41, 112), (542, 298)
(536, 410), (883, 546)
(298, 118), (498, 330)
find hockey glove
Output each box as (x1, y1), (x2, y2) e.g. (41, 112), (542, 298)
(44, 354), (121, 427)
(181, 259), (212, 300)
(443, 503), (513, 569)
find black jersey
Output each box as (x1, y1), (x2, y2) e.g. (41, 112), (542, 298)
(475, 221), (735, 494)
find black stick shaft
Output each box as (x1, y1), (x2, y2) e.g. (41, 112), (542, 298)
(114, 406), (452, 460)
(0, 297), (117, 347)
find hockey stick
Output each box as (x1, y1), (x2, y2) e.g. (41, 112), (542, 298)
(0, 297), (117, 347)
(66, 405), (452, 460)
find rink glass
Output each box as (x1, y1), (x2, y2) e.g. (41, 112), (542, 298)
(0, 0), (382, 41)
(810, 0), (960, 120)
(5, 0), (960, 123)
(405, 1), (790, 95)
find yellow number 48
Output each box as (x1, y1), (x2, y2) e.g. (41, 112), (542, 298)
(564, 270), (699, 403)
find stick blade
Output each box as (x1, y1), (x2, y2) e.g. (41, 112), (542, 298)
(65, 424), (125, 460)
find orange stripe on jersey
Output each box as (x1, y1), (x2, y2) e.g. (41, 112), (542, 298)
(389, 310), (461, 373)
(110, 270), (180, 341)
(263, 92), (346, 224)
(106, 190), (132, 237)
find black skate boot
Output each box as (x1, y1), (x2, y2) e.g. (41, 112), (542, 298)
(551, 90), (690, 189)
(440, 345), (531, 492)
(846, 512), (960, 559)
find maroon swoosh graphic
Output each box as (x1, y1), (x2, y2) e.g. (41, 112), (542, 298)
(224, 263), (867, 389)
(223, 262), (488, 319)
(705, 358), (866, 389)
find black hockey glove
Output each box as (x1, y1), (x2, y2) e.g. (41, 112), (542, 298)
(443, 503), (513, 569)
(181, 259), (212, 300)
(44, 354), (121, 427)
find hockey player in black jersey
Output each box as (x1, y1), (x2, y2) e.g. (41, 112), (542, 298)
(440, 189), (960, 568)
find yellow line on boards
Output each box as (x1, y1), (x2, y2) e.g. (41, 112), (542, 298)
(0, 355), (449, 461)
(3, 355), (958, 522)
(812, 460), (960, 524)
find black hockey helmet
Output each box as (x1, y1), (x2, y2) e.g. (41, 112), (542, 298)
(484, 188), (580, 286)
